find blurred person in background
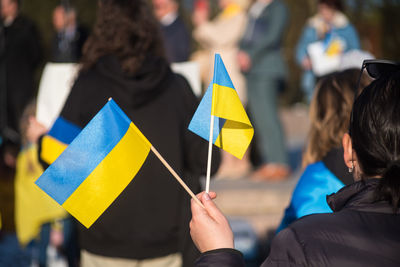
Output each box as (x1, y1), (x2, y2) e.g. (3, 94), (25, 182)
(277, 68), (371, 232)
(0, 0), (42, 167)
(13, 101), (79, 267)
(191, 0), (251, 179)
(238, 0), (289, 181)
(192, 0), (248, 103)
(51, 3), (88, 63)
(296, 0), (360, 102)
(27, 0), (220, 266)
(0, 0), (42, 265)
(152, 0), (191, 63)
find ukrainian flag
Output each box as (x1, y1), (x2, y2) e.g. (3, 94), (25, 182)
(40, 117), (81, 164)
(189, 54), (253, 159)
(35, 99), (151, 228)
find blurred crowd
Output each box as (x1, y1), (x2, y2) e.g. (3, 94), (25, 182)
(0, 0), (392, 266)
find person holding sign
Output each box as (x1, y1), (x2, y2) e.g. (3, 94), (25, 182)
(296, 0), (360, 102)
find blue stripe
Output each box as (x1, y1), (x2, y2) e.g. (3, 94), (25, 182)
(35, 99), (130, 205)
(48, 117), (81, 145)
(188, 82), (226, 143)
(213, 54), (235, 90)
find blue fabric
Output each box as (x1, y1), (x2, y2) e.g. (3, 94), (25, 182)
(213, 54), (236, 89)
(35, 99), (130, 205)
(48, 117), (81, 145)
(188, 82), (226, 144)
(296, 23), (360, 101)
(277, 161), (345, 232)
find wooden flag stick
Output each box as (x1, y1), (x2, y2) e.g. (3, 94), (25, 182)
(205, 114), (215, 193)
(150, 146), (205, 208)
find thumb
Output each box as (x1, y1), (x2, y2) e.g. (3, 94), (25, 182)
(201, 193), (224, 221)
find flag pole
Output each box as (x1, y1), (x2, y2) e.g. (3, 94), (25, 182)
(205, 115), (214, 193)
(206, 54), (219, 194)
(150, 146), (205, 208)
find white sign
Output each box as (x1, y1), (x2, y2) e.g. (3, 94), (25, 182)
(36, 63), (79, 129)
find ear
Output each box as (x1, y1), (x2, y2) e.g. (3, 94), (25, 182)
(342, 133), (354, 169)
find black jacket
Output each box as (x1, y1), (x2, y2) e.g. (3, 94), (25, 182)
(58, 55), (220, 264)
(195, 179), (400, 266)
(1, 15), (41, 143)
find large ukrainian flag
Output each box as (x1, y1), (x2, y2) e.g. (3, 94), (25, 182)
(189, 54), (253, 159)
(35, 99), (151, 228)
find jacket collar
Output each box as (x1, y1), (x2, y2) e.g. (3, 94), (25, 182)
(327, 178), (397, 214)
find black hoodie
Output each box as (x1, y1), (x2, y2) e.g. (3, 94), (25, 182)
(58, 55), (220, 263)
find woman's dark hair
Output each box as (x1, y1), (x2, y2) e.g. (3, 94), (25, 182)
(318, 0), (344, 12)
(350, 70), (400, 212)
(80, 0), (165, 75)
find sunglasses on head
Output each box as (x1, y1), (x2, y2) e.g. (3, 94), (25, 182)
(350, 59), (400, 136)
(362, 59), (400, 79)
(354, 59), (400, 98)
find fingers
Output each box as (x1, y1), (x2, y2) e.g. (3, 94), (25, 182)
(200, 192), (225, 221)
(189, 191), (234, 252)
(191, 191), (216, 218)
(191, 191), (225, 223)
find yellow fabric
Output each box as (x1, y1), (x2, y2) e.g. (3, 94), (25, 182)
(40, 135), (68, 165)
(220, 3), (242, 19)
(62, 123), (151, 228)
(326, 39), (344, 56)
(15, 145), (67, 246)
(212, 84), (253, 159)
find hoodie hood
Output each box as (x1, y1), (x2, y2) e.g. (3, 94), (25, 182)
(94, 55), (172, 108)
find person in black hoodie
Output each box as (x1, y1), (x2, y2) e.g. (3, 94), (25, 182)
(189, 62), (400, 266)
(28, 0), (220, 266)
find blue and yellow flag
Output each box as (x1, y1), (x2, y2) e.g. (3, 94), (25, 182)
(40, 117), (81, 165)
(35, 99), (151, 228)
(189, 54), (253, 159)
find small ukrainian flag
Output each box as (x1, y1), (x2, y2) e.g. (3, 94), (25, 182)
(35, 99), (151, 228)
(189, 54), (254, 159)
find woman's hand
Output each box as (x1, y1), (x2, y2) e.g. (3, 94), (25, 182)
(190, 191), (234, 253)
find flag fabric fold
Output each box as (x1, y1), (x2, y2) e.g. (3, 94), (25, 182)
(188, 54), (253, 159)
(35, 99), (151, 228)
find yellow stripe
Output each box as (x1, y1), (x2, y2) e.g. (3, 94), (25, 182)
(214, 120), (253, 159)
(40, 136), (68, 164)
(62, 123), (151, 228)
(212, 84), (252, 126)
(211, 84), (253, 159)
